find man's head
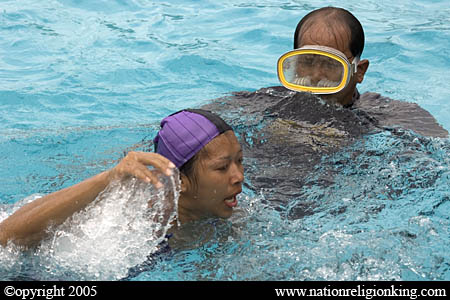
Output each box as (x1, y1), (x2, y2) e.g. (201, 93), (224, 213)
(292, 7), (369, 106)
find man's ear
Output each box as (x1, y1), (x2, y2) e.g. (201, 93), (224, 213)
(356, 59), (369, 83)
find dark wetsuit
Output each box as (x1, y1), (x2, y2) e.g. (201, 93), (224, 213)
(353, 90), (448, 138)
(201, 86), (448, 215)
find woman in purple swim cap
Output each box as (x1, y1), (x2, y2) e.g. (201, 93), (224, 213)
(153, 109), (244, 222)
(0, 109), (244, 248)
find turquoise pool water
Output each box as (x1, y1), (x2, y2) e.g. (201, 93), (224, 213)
(0, 0), (449, 280)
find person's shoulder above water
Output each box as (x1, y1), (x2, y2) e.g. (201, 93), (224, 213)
(205, 85), (448, 139)
(353, 91), (449, 138)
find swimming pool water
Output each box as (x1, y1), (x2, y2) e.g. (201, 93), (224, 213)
(1, 0), (449, 280)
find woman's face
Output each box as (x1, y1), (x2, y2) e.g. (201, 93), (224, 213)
(178, 130), (244, 223)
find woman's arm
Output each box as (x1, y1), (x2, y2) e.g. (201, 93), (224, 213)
(0, 152), (175, 248)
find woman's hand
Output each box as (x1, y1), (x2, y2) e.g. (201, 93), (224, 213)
(107, 152), (176, 188)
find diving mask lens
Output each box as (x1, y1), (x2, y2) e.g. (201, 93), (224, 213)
(277, 46), (354, 94)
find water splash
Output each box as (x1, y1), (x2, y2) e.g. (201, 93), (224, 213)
(0, 169), (180, 280)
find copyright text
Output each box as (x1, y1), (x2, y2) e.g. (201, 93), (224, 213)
(4, 285), (97, 299)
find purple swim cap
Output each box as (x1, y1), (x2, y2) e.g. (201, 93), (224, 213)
(153, 109), (232, 169)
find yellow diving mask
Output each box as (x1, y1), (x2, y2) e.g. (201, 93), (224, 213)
(277, 45), (360, 94)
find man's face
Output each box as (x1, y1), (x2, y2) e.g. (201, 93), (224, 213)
(297, 20), (362, 106)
